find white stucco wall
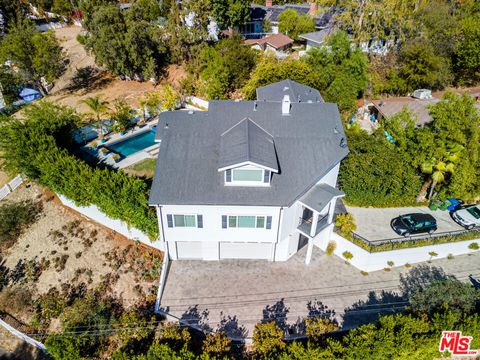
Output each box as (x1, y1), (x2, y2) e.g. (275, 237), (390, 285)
(57, 194), (163, 251)
(324, 232), (480, 272)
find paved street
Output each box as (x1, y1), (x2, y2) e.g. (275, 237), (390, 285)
(346, 205), (465, 240)
(160, 246), (480, 339)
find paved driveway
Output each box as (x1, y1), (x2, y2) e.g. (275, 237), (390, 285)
(346, 205), (465, 240)
(160, 247), (480, 340)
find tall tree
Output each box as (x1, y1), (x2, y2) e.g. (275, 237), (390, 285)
(454, 15), (480, 85)
(278, 8), (315, 40)
(0, 0), (29, 33)
(0, 20), (64, 95)
(211, 0), (250, 29)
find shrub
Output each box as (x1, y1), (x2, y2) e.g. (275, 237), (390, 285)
(410, 278), (480, 314)
(404, 263), (412, 268)
(360, 271), (369, 276)
(0, 102), (158, 238)
(468, 242), (479, 250)
(305, 317), (339, 342)
(252, 321), (286, 358)
(157, 322), (191, 352)
(325, 241), (336, 256)
(342, 251), (353, 261)
(335, 214), (356, 237)
(34, 288), (67, 324)
(447, 253), (454, 260)
(45, 334), (90, 360)
(384, 267), (391, 272)
(202, 331), (232, 357)
(0, 287), (33, 315)
(387, 261), (395, 267)
(0, 200), (42, 250)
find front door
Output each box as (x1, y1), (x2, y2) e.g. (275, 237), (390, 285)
(297, 234), (309, 251)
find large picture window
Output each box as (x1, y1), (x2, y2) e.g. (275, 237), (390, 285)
(232, 169), (263, 182)
(224, 215), (271, 229)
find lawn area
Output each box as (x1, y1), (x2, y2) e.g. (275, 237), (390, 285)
(123, 158), (156, 179)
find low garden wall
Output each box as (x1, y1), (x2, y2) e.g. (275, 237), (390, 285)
(323, 232), (480, 272)
(57, 194), (164, 251)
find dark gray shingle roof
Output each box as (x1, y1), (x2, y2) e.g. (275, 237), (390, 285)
(256, 79), (324, 103)
(299, 183), (344, 212)
(219, 118), (278, 172)
(149, 81), (348, 207)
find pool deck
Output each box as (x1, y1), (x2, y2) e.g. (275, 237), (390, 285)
(83, 119), (159, 169)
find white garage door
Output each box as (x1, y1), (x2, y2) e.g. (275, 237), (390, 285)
(176, 241), (202, 260)
(220, 242), (271, 260)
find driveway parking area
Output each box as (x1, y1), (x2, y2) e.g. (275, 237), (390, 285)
(345, 205), (465, 240)
(160, 247), (480, 340)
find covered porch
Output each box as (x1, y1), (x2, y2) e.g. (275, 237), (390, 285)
(296, 183), (345, 265)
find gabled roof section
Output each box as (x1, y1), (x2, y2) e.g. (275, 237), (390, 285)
(256, 79), (324, 103)
(218, 118), (278, 172)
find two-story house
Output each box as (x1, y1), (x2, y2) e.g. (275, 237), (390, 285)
(149, 80), (349, 265)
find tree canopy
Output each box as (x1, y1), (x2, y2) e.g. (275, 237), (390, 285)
(0, 20), (64, 94)
(278, 8), (316, 40)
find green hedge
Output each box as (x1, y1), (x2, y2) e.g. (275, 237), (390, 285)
(342, 231), (480, 253)
(0, 102), (158, 239)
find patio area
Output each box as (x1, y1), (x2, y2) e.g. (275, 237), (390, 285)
(346, 205), (465, 241)
(159, 246), (480, 340)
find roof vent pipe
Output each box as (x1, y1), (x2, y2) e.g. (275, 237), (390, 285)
(253, 100), (257, 111)
(282, 95), (291, 115)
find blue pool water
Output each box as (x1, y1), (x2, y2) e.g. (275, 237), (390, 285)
(106, 130), (156, 157)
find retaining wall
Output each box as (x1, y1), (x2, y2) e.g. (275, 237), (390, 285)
(57, 194), (164, 251)
(321, 233), (480, 272)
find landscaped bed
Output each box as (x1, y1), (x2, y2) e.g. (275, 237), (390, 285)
(343, 230), (480, 252)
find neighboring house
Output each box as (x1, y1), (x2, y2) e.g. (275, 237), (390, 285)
(299, 27), (335, 51)
(243, 1), (337, 38)
(244, 34), (294, 57)
(367, 90), (440, 127)
(149, 79), (349, 265)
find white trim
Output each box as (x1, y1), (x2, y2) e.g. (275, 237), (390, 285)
(218, 161), (278, 173)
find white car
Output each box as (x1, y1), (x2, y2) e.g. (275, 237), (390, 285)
(452, 205), (480, 230)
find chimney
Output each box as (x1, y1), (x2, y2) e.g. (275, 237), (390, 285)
(308, 1), (317, 15)
(266, 0), (272, 7)
(282, 95), (291, 115)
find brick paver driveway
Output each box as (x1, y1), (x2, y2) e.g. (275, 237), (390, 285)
(160, 247), (480, 340)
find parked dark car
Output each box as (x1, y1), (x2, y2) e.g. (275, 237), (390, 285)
(391, 213), (437, 237)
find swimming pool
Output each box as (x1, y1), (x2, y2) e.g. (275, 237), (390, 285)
(106, 130), (156, 157)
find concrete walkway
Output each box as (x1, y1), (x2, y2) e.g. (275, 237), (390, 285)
(346, 205), (465, 240)
(160, 247), (480, 339)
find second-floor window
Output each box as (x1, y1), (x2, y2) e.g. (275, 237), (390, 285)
(167, 214), (203, 228)
(225, 168), (271, 186)
(222, 215), (272, 229)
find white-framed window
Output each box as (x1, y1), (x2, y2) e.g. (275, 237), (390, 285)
(222, 215), (272, 229)
(225, 166), (271, 186)
(167, 214), (203, 228)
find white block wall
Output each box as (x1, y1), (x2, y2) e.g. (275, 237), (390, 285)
(323, 232), (480, 272)
(57, 194), (163, 251)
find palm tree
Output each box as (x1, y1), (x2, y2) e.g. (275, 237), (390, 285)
(420, 144), (463, 200)
(82, 96), (109, 137)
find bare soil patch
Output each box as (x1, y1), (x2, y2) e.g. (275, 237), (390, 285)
(0, 183), (162, 325)
(47, 26), (186, 114)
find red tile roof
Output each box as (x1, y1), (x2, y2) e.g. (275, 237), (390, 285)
(244, 34), (294, 49)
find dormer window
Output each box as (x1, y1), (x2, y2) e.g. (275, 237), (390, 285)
(225, 165), (271, 186)
(219, 118), (279, 188)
